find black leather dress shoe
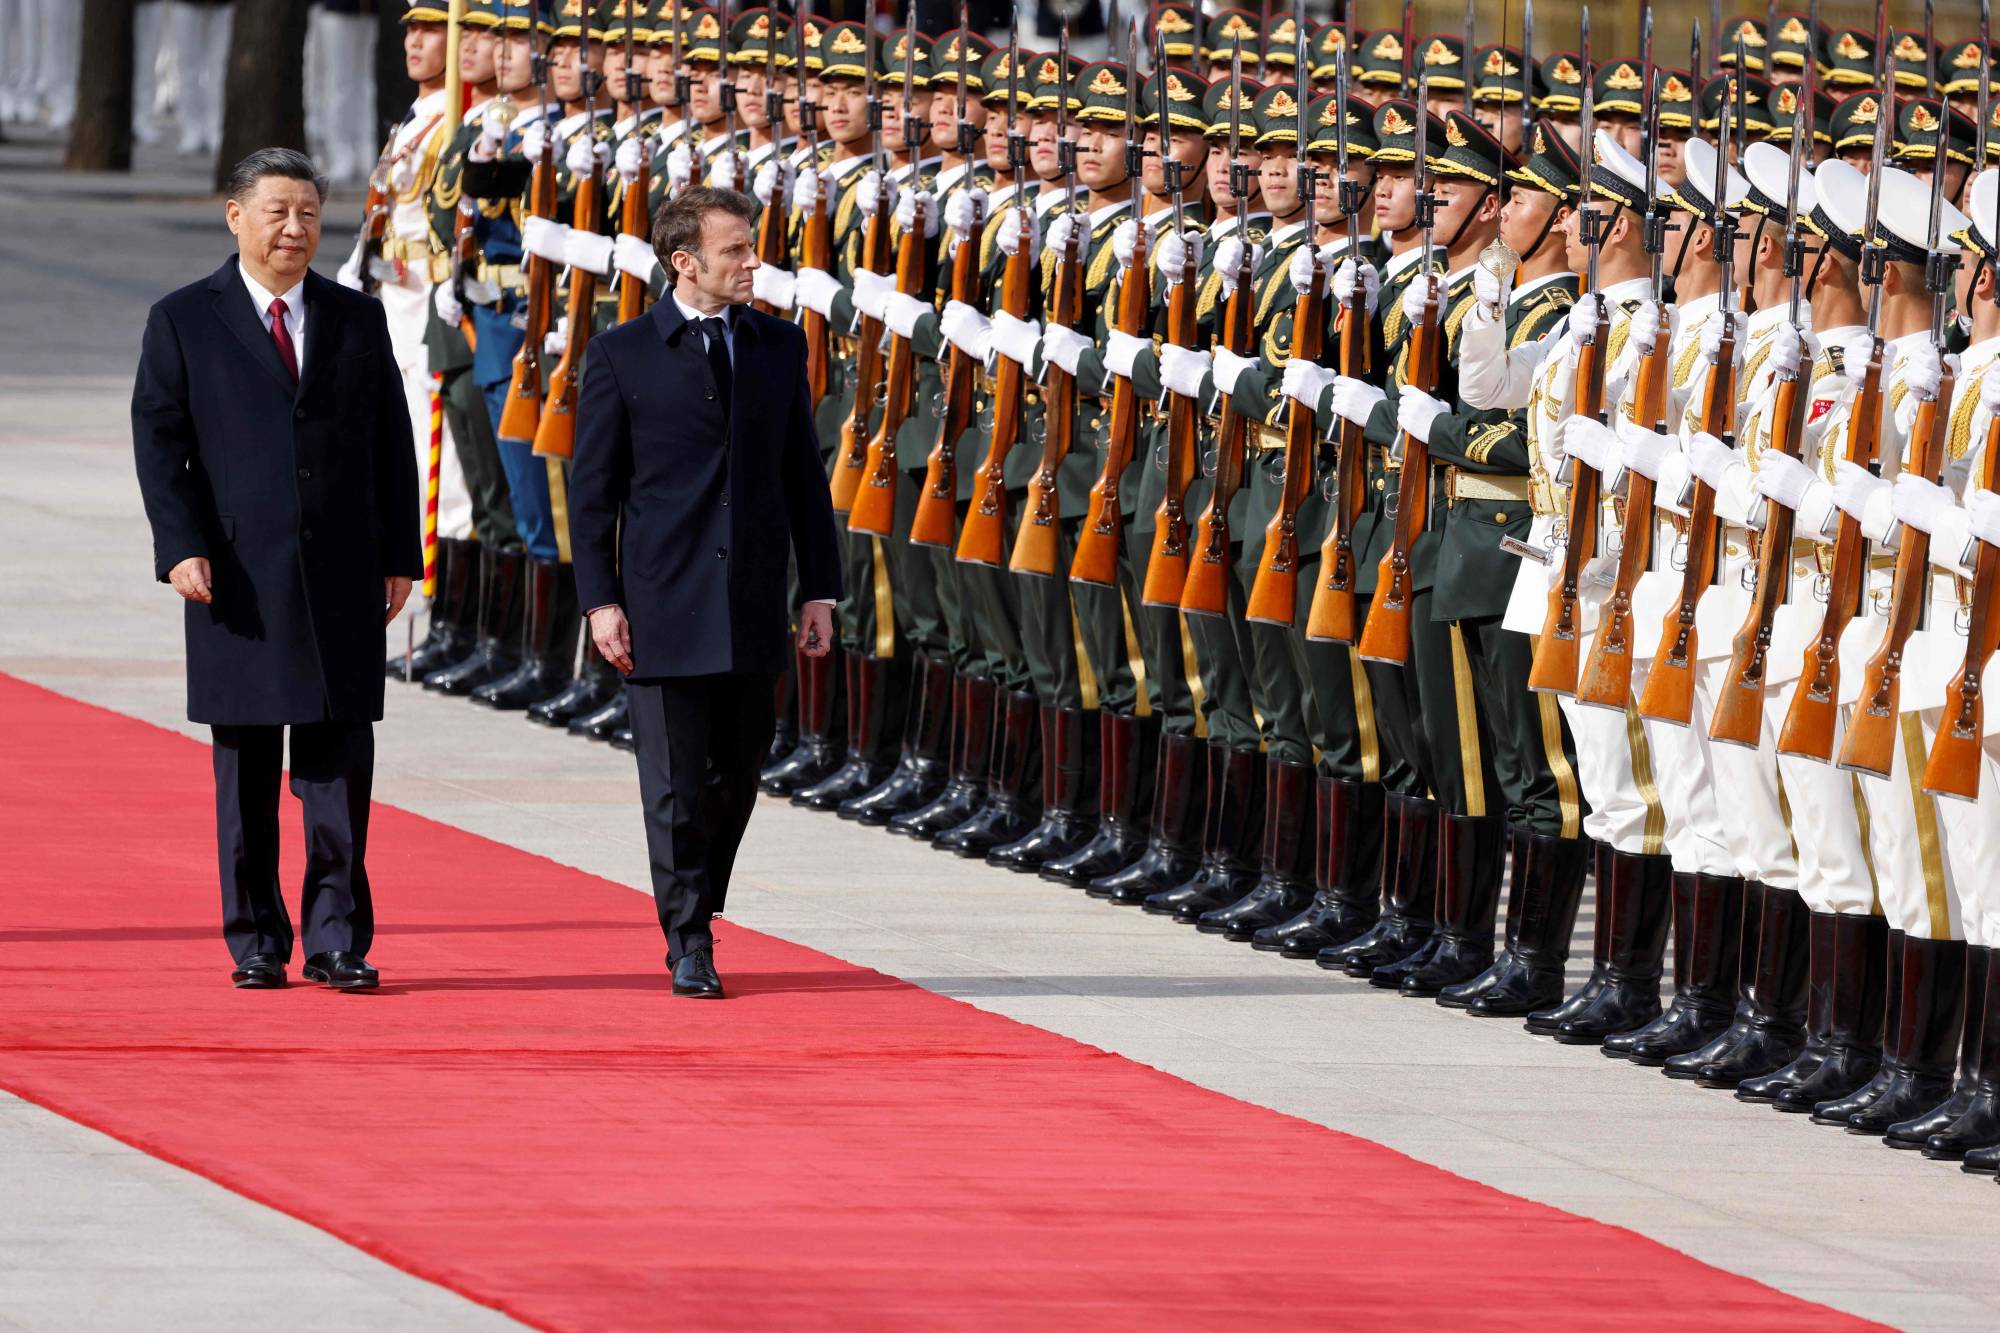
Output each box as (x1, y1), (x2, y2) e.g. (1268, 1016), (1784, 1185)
(230, 954), (286, 989)
(672, 947), (724, 998)
(303, 952), (379, 990)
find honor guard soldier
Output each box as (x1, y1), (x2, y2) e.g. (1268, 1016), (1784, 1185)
(1470, 43), (1544, 158)
(1202, 10), (1262, 83)
(1415, 33), (1470, 117)
(1536, 51), (1586, 147)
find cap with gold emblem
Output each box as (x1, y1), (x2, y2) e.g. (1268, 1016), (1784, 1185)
(1415, 33), (1469, 92)
(1261, 12), (1304, 69)
(1304, 91), (1380, 157)
(981, 45), (1037, 107)
(1829, 89), (1889, 153)
(1654, 68), (1698, 129)
(1538, 51), (1587, 113)
(1203, 9), (1261, 65)
(1506, 118), (1581, 200)
(458, 0), (506, 31)
(1429, 109), (1505, 186)
(402, 0), (451, 24)
(1370, 98), (1445, 166)
(1028, 51), (1086, 113)
(1149, 3), (1199, 62)
(1307, 21), (1352, 83)
(1356, 30), (1408, 89)
(1699, 71), (1776, 134)
(1074, 61), (1135, 124)
(785, 10), (825, 69)
(879, 27), (931, 87)
(1248, 82), (1305, 147)
(1716, 17), (1769, 73)
(548, 0), (604, 39)
(728, 8), (788, 63)
(1203, 71), (1265, 138)
(1894, 96), (1978, 166)
(814, 19), (869, 80)
(599, 0), (651, 43)
(1888, 30), (1935, 92)
(930, 28), (993, 93)
(1143, 66), (1211, 132)
(678, 5), (724, 62)
(1765, 81), (1837, 145)
(1938, 39), (1998, 97)
(1592, 56), (1648, 117)
(493, 0), (548, 33)
(1472, 45), (1544, 108)
(1821, 27), (1878, 86)
(1767, 12), (1815, 74)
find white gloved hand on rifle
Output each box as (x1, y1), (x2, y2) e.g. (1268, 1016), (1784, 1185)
(565, 135), (610, 177)
(944, 187), (987, 239)
(433, 282), (464, 327)
(521, 215), (570, 264)
(517, 121), (548, 164)
(1104, 329), (1148, 380)
(563, 227), (614, 276)
(1282, 359), (1335, 411)
(940, 300), (993, 361)
(1566, 292), (1605, 347)
(988, 310), (1042, 369)
(1396, 388), (1450, 445)
(1686, 431), (1737, 492)
(1211, 346), (1257, 397)
(614, 136), (645, 182)
(613, 232), (658, 283)
(884, 291), (932, 340)
(754, 159), (797, 208)
(1155, 229), (1199, 284)
(793, 266), (842, 317)
(1630, 299), (1667, 358)
(1212, 235), (1260, 295)
(543, 316), (568, 359)
(751, 263), (797, 310)
(1331, 257), (1380, 315)
(851, 267), (893, 322)
(995, 207), (1042, 260)
(709, 150), (741, 194)
(894, 187), (938, 239)
(857, 169), (897, 218)
(1966, 487), (2000, 548)
(1158, 344), (1212, 399)
(1111, 218), (1140, 271)
(1752, 449), (1816, 510)
(1473, 252), (1510, 318)
(1891, 471), (1957, 536)
(1617, 416), (1676, 481)
(1832, 458), (1896, 544)
(791, 166), (824, 212)
(1326, 375), (1386, 427)
(665, 142), (695, 190)
(1401, 273), (1443, 325)
(1041, 324), (1092, 376)
(1562, 416), (1621, 480)
(472, 103), (510, 163)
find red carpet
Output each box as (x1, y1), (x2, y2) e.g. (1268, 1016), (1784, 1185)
(0, 673), (1871, 1330)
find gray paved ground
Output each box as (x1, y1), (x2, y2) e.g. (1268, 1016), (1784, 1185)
(3, 129), (1996, 1331)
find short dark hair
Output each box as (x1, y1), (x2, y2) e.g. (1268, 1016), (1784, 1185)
(226, 148), (330, 204)
(650, 186), (757, 265)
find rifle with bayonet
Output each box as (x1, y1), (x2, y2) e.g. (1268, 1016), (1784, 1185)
(498, 19), (560, 443)
(1012, 19), (1085, 577)
(532, 53), (605, 462)
(1074, 21), (1151, 587)
(1248, 23), (1325, 626)
(1355, 64), (1442, 664)
(751, 6), (791, 311)
(849, 3), (928, 538)
(1839, 0), (1960, 778)
(1141, 27), (1206, 607)
(793, 0), (831, 404)
(1580, 7), (1666, 710)
(829, 19), (894, 514)
(616, 10), (655, 324)
(1526, 13), (1608, 693)
(1180, 36), (1260, 618)
(957, 23), (1035, 568)
(1927, 0), (2000, 799)
(911, 1), (984, 550)
(1778, 0), (1894, 758)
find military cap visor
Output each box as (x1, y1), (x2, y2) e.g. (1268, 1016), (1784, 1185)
(1304, 93), (1380, 157)
(1471, 45), (1541, 105)
(1143, 69), (1212, 131)
(980, 48), (1038, 105)
(1830, 91), (1889, 152)
(1369, 99), (1441, 165)
(1074, 62), (1138, 124)
(1895, 98), (1978, 166)
(1356, 30), (1409, 87)
(1204, 76), (1265, 138)
(1940, 41), (1999, 95)
(813, 21), (870, 79)
(1505, 119), (1581, 199)
(1427, 110), (1505, 186)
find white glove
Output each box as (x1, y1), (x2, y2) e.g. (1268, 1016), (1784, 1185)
(1214, 236), (1261, 294)
(857, 169), (896, 218)
(564, 227), (614, 276)
(1892, 471), (1956, 535)
(521, 215), (569, 264)
(1331, 258), (1380, 316)
(1831, 458), (1892, 532)
(1042, 324), (1092, 376)
(754, 159), (795, 207)
(710, 151), (741, 194)
(1630, 300), (1666, 358)
(1044, 213), (1079, 260)
(1900, 341), (1944, 403)
(1617, 416), (1675, 481)
(336, 253), (364, 290)
(612, 231), (657, 281)
(1328, 376), (1387, 427)
(1112, 218), (1140, 270)
(1396, 389), (1449, 445)
(1967, 487), (2000, 546)
(995, 209), (1041, 260)
(988, 310), (1042, 369)
(433, 282), (464, 326)
(794, 266), (841, 316)
(615, 135), (644, 182)
(1838, 331), (1878, 384)
(1687, 431), (1736, 491)
(884, 291), (931, 340)
(1473, 254), (1510, 316)
(940, 301), (993, 360)
(565, 135), (609, 177)
(1282, 359), (1335, 410)
(894, 188), (937, 239)
(1563, 416), (1620, 475)
(1104, 329), (1147, 380)
(666, 142), (694, 189)
(944, 188), (986, 238)
(751, 263), (796, 310)
(543, 316), (567, 358)
(1753, 450), (1815, 510)
(1212, 346), (1257, 397)
(1400, 274), (1441, 325)
(1697, 311), (1739, 368)
(1156, 229), (1198, 284)
(1769, 321), (1807, 378)
(518, 121), (548, 163)
(1543, 415), (1572, 472)
(850, 267), (893, 321)
(474, 103), (510, 162)
(791, 167), (823, 212)
(1288, 245), (1320, 295)
(1566, 292), (1604, 346)
(1159, 344), (1212, 398)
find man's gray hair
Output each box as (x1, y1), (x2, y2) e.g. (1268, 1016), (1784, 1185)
(226, 147), (331, 204)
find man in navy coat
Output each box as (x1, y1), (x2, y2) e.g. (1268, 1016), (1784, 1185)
(132, 148), (423, 992)
(570, 186), (842, 999)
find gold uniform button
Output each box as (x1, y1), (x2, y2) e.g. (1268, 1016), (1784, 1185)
(1375, 478), (1386, 491)
(1493, 511), (1508, 524)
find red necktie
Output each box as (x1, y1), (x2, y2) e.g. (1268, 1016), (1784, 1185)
(269, 296), (299, 382)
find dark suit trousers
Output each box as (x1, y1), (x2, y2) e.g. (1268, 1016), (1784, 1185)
(210, 721), (375, 964)
(626, 673), (777, 961)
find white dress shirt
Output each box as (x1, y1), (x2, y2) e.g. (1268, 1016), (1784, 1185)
(240, 266), (306, 371)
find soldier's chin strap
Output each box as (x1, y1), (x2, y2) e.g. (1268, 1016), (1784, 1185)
(1520, 195), (1565, 265)
(1669, 211), (1699, 281)
(1441, 183), (1495, 252)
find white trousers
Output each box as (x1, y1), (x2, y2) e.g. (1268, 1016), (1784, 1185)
(304, 8), (376, 183)
(161, 0), (230, 155)
(1853, 710), (1967, 943)
(378, 275), (471, 626)
(132, 1), (164, 143)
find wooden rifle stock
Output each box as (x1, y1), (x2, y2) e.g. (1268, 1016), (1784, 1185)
(1355, 277), (1444, 663)
(830, 208), (893, 514)
(616, 148), (652, 324)
(499, 149), (558, 443)
(1247, 258), (1327, 625)
(1577, 336), (1672, 708)
(1071, 223), (1152, 586)
(1305, 278), (1372, 642)
(1010, 218), (1086, 577)
(956, 209), (1035, 566)
(1637, 322), (1737, 722)
(800, 189), (833, 405)
(1925, 413), (2000, 797)
(1179, 251), (1258, 616)
(847, 215), (928, 536)
(751, 159), (791, 318)
(1778, 337), (1886, 758)
(1838, 364), (1957, 777)
(532, 162), (601, 461)
(1527, 304), (1611, 692)
(910, 220), (982, 549)
(1709, 371), (1808, 746)
(1140, 264), (1202, 605)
